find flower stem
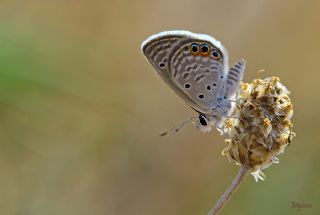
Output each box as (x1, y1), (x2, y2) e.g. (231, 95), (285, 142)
(207, 165), (250, 215)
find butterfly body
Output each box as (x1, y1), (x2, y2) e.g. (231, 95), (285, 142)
(141, 30), (245, 133)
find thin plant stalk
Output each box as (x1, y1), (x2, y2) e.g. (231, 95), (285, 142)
(207, 165), (250, 215)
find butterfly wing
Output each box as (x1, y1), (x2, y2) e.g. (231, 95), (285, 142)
(141, 31), (230, 114)
(141, 31), (203, 111)
(225, 59), (246, 99)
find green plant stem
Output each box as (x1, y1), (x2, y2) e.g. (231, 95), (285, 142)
(207, 165), (250, 215)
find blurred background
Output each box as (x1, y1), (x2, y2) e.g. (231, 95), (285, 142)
(0, 0), (319, 214)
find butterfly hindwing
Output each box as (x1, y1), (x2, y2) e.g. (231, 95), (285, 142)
(169, 39), (227, 113)
(225, 59), (245, 99)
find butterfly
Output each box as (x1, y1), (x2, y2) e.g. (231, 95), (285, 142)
(141, 30), (245, 135)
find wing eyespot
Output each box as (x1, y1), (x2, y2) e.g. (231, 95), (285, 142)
(190, 43), (199, 56)
(211, 49), (221, 60)
(183, 45), (189, 53)
(200, 44), (210, 56)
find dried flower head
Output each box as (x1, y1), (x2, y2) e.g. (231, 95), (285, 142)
(222, 77), (295, 181)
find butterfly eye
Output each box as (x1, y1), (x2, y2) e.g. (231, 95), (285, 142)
(199, 115), (208, 126)
(211, 49), (220, 60)
(200, 44), (210, 56)
(190, 43), (199, 55)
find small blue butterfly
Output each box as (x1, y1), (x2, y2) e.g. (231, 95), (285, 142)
(141, 30), (245, 135)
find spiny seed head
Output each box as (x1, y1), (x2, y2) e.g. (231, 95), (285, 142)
(222, 77), (295, 181)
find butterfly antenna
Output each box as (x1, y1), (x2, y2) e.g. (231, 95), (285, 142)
(160, 116), (198, 137)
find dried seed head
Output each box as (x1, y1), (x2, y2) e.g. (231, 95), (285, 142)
(222, 77), (295, 181)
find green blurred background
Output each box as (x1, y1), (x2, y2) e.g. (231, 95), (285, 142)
(0, 0), (319, 214)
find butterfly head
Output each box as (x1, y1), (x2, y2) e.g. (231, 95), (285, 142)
(195, 114), (212, 132)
